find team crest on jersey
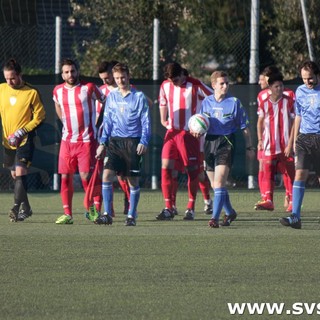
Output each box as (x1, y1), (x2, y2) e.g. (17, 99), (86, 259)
(214, 110), (222, 118)
(213, 107), (223, 119)
(9, 96), (17, 106)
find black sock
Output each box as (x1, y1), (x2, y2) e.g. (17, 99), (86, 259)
(14, 176), (30, 210)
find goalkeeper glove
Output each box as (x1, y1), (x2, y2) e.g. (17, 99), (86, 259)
(7, 128), (27, 147)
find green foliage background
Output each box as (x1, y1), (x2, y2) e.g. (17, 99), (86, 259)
(69, 0), (319, 82)
(0, 0), (318, 81)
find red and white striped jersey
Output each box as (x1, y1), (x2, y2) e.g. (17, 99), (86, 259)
(159, 77), (213, 131)
(96, 84), (116, 115)
(258, 95), (295, 156)
(257, 87), (295, 106)
(53, 81), (105, 143)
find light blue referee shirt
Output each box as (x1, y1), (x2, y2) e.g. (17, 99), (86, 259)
(100, 87), (151, 146)
(200, 93), (249, 135)
(295, 83), (320, 134)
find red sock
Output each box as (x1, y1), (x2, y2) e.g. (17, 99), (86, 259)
(263, 161), (275, 202)
(187, 169), (199, 210)
(171, 175), (178, 207)
(161, 168), (173, 209)
(61, 176), (72, 215)
(118, 177), (130, 201)
(198, 178), (210, 201)
(282, 161), (295, 202)
(93, 196), (102, 212)
(258, 169), (265, 199)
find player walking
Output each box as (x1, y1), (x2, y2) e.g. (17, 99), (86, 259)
(96, 60), (131, 216)
(280, 61), (320, 229)
(0, 58), (46, 222)
(255, 65), (295, 212)
(95, 63), (151, 226)
(199, 71), (254, 228)
(156, 62), (213, 221)
(53, 58), (106, 224)
(256, 72), (295, 212)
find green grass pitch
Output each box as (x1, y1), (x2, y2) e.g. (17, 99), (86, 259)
(1, 189), (320, 320)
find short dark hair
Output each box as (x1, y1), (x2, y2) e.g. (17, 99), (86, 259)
(164, 62), (183, 79)
(300, 60), (320, 75)
(98, 60), (119, 74)
(267, 72), (283, 86)
(3, 58), (22, 74)
(98, 61), (109, 73)
(182, 68), (189, 76)
(61, 58), (78, 72)
(261, 65), (279, 77)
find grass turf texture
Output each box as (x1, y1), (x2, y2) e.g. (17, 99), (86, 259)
(1, 189), (320, 320)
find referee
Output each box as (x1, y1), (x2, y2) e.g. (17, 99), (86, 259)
(95, 63), (151, 226)
(280, 61), (320, 229)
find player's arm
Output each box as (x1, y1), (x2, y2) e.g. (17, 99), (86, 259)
(96, 103), (105, 129)
(159, 105), (169, 128)
(96, 97), (113, 159)
(138, 96), (151, 155)
(24, 92), (46, 132)
(55, 102), (62, 121)
(284, 120), (295, 157)
(256, 98), (266, 152)
(242, 126), (255, 160)
(97, 93), (106, 105)
(199, 81), (214, 98)
(293, 115), (301, 153)
(93, 83), (106, 105)
(96, 123), (108, 160)
(8, 92), (46, 147)
(159, 84), (170, 128)
(257, 116), (264, 151)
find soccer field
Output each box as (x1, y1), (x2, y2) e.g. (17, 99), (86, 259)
(1, 189), (320, 320)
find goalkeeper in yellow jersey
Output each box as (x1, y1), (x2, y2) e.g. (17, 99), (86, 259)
(0, 58), (46, 222)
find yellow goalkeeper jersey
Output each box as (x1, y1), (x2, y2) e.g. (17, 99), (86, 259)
(0, 82), (46, 149)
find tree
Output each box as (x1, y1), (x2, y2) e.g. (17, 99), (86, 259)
(260, 0), (320, 79)
(68, 0), (251, 81)
(69, 0), (184, 78)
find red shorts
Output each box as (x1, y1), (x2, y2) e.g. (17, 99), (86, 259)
(262, 152), (294, 163)
(162, 129), (200, 167)
(174, 152), (204, 173)
(58, 140), (97, 174)
(174, 153), (184, 172)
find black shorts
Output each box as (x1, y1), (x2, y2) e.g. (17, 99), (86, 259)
(104, 137), (142, 177)
(204, 134), (235, 171)
(295, 133), (320, 174)
(3, 135), (35, 170)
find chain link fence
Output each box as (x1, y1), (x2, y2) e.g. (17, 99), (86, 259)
(1, 1), (319, 79)
(0, 0), (319, 191)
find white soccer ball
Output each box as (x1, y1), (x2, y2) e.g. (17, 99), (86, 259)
(188, 114), (210, 135)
